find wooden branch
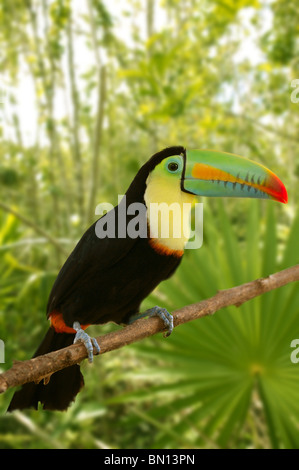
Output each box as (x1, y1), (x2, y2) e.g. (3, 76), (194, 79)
(1, 264), (298, 395)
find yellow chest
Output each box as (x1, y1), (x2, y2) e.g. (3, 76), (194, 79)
(144, 175), (196, 255)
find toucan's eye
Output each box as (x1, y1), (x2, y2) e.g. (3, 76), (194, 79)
(165, 156), (183, 174)
(168, 162), (179, 172)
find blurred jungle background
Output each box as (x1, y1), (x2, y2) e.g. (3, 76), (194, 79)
(0, 0), (299, 449)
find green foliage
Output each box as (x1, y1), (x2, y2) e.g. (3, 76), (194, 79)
(0, 0), (298, 450)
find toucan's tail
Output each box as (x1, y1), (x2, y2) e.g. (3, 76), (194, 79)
(7, 328), (84, 412)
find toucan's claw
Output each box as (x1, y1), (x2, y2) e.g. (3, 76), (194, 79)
(127, 306), (174, 337)
(146, 306), (174, 337)
(73, 321), (100, 363)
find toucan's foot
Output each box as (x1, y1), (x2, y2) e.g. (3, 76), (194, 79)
(128, 306), (173, 337)
(148, 306), (173, 337)
(73, 322), (100, 363)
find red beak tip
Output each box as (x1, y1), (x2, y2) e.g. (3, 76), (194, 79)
(278, 186), (288, 204)
(271, 175), (288, 204)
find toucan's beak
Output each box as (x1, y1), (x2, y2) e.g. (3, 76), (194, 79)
(183, 149), (288, 204)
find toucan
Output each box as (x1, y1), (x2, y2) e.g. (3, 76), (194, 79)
(8, 146), (287, 411)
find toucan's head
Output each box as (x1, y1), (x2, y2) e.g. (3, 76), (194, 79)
(145, 147), (287, 204)
(125, 146), (288, 256)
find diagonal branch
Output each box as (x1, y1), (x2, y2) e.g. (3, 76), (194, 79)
(1, 264), (299, 394)
(0, 201), (68, 256)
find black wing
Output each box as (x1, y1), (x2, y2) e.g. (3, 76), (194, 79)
(47, 206), (138, 317)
